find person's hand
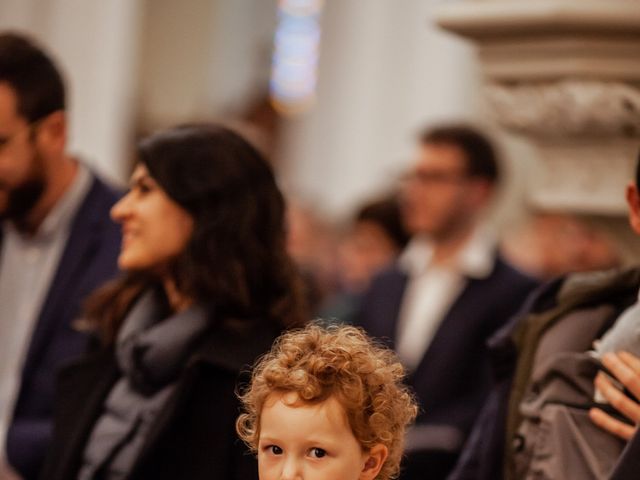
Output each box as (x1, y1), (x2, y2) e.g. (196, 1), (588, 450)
(589, 351), (640, 440)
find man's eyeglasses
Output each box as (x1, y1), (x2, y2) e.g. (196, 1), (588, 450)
(0, 119), (43, 151)
(402, 169), (470, 186)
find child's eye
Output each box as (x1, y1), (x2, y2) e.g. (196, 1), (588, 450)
(309, 447), (326, 458)
(268, 445), (283, 455)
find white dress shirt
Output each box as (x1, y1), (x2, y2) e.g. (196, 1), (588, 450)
(395, 228), (496, 371)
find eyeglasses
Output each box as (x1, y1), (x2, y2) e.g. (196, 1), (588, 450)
(0, 119), (43, 152)
(402, 169), (470, 186)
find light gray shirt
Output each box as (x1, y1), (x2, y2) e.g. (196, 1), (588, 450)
(592, 288), (640, 402)
(595, 289), (640, 358)
(0, 163), (91, 455)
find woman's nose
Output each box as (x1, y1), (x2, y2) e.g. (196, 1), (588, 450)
(110, 192), (132, 222)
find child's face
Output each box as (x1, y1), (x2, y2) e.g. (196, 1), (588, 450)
(257, 392), (384, 480)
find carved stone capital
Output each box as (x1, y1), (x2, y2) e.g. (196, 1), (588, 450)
(434, 0), (640, 217)
(528, 138), (637, 214)
(485, 80), (640, 138)
(436, 1), (640, 81)
(436, 0), (640, 39)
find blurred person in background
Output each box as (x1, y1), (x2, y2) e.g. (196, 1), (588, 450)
(0, 32), (121, 479)
(40, 124), (306, 480)
(356, 124), (538, 480)
(502, 211), (621, 280)
(286, 200), (339, 312)
(320, 193), (409, 323)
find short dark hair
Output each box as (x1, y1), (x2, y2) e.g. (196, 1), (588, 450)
(420, 124), (499, 184)
(0, 32), (66, 122)
(356, 195), (410, 249)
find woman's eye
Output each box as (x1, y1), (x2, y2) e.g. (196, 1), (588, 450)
(129, 178), (154, 195)
(309, 447), (326, 458)
(138, 182), (152, 194)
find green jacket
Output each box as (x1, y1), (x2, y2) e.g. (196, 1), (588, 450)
(506, 268), (640, 480)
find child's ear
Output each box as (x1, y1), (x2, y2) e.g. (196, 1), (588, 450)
(626, 182), (640, 235)
(360, 444), (388, 480)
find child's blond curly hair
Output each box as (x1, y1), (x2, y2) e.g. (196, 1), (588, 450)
(236, 323), (417, 480)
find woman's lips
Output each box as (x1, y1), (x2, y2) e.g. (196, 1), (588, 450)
(121, 230), (136, 249)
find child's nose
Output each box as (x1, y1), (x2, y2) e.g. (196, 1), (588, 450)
(280, 456), (303, 480)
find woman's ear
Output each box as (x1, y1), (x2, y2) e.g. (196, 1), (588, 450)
(360, 444), (389, 480)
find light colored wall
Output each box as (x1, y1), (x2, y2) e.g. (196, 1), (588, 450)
(279, 0), (486, 219)
(137, 0), (277, 129)
(137, 0), (216, 129)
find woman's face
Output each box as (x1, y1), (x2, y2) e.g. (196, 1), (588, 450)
(111, 164), (194, 273)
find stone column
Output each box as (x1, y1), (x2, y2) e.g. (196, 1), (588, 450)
(436, 0), (640, 261)
(280, 0), (482, 218)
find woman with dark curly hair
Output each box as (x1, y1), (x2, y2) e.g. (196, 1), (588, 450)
(40, 124), (306, 480)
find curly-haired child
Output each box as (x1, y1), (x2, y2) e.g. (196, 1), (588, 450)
(237, 323), (418, 480)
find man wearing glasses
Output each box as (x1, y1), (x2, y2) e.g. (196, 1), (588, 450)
(0, 33), (121, 479)
(356, 125), (537, 480)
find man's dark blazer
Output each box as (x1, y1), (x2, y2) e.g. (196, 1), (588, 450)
(3, 174), (121, 480)
(356, 254), (537, 479)
(39, 317), (280, 480)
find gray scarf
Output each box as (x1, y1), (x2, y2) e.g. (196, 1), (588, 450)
(78, 290), (210, 480)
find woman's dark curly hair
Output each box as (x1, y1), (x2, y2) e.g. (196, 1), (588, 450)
(85, 124), (306, 342)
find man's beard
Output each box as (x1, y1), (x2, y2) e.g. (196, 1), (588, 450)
(0, 151), (46, 225)
(0, 179), (46, 223)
